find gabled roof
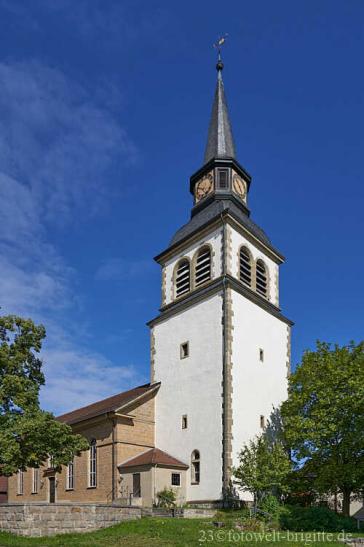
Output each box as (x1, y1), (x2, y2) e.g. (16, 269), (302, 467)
(118, 448), (189, 470)
(57, 382), (160, 425)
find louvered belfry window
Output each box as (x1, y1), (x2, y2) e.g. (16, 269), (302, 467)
(195, 247), (211, 287)
(176, 259), (190, 297)
(239, 247), (252, 287)
(256, 259), (268, 297)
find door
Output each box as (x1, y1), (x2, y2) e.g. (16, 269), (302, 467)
(49, 477), (56, 503)
(132, 473), (141, 497)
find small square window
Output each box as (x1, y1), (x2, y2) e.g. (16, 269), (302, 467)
(180, 342), (189, 359)
(171, 473), (181, 486)
(182, 415), (188, 429)
(259, 348), (264, 362)
(260, 415), (265, 429)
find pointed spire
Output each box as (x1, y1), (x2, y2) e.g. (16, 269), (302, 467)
(204, 53), (236, 164)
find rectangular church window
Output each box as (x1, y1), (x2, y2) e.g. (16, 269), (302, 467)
(259, 348), (264, 362)
(260, 415), (266, 429)
(180, 342), (189, 359)
(171, 473), (181, 486)
(182, 415), (188, 429)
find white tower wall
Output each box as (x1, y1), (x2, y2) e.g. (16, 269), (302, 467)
(153, 293), (224, 502)
(231, 290), (289, 500)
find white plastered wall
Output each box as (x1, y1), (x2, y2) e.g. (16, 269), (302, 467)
(153, 293), (224, 501)
(231, 289), (289, 500)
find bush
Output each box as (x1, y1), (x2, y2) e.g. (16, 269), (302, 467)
(259, 494), (283, 521)
(156, 488), (176, 508)
(279, 505), (357, 532)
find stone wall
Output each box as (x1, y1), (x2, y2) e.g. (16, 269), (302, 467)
(0, 503), (141, 537)
(183, 508), (216, 518)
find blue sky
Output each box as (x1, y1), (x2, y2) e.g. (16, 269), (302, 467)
(0, 0), (363, 414)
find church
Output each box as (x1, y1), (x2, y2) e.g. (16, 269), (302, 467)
(7, 55), (293, 507)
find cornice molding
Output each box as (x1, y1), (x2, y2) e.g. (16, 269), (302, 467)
(147, 274), (294, 328)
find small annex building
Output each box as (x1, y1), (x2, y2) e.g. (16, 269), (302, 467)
(119, 448), (189, 506)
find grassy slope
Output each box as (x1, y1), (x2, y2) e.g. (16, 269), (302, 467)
(0, 518), (362, 546)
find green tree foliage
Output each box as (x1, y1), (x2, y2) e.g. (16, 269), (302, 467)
(281, 341), (364, 517)
(0, 315), (89, 475)
(233, 435), (291, 507)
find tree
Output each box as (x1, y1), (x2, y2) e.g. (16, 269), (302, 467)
(281, 341), (364, 517)
(0, 315), (88, 475)
(233, 435), (291, 508)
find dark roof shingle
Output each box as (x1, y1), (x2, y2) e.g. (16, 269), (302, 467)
(57, 383), (159, 425)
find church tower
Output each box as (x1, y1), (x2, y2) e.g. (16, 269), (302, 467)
(148, 53), (293, 504)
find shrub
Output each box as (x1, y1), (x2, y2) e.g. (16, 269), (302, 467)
(156, 488), (176, 508)
(279, 505), (357, 532)
(259, 494), (283, 521)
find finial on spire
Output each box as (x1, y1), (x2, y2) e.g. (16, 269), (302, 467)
(213, 34), (228, 72)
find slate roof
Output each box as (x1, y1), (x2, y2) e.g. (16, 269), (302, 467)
(204, 63), (236, 163)
(170, 198), (273, 249)
(57, 383), (160, 425)
(118, 448), (189, 469)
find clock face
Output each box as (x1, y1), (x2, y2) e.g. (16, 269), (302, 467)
(233, 175), (247, 199)
(195, 174), (213, 202)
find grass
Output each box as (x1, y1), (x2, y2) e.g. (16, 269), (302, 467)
(0, 517), (362, 546)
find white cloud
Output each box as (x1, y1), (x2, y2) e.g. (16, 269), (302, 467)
(0, 60), (141, 414)
(41, 344), (145, 415)
(0, 60), (137, 224)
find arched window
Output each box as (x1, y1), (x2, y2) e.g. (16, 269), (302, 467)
(175, 259), (190, 297)
(89, 439), (97, 488)
(256, 259), (268, 298)
(191, 450), (200, 484)
(195, 247), (211, 287)
(239, 246), (252, 287)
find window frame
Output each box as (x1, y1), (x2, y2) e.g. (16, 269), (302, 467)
(88, 439), (97, 488)
(174, 258), (191, 299)
(66, 459), (75, 491)
(31, 468), (39, 494)
(194, 246), (212, 288)
(256, 259), (269, 298)
(171, 473), (181, 487)
(216, 168), (229, 190)
(180, 341), (189, 360)
(17, 470), (24, 495)
(191, 450), (200, 485)
(239, 246), (253, 288)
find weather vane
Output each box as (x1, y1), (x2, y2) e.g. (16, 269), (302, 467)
(213, 33), (228, 62)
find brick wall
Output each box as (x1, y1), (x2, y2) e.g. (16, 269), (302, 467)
(0, 503), (141, 537)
